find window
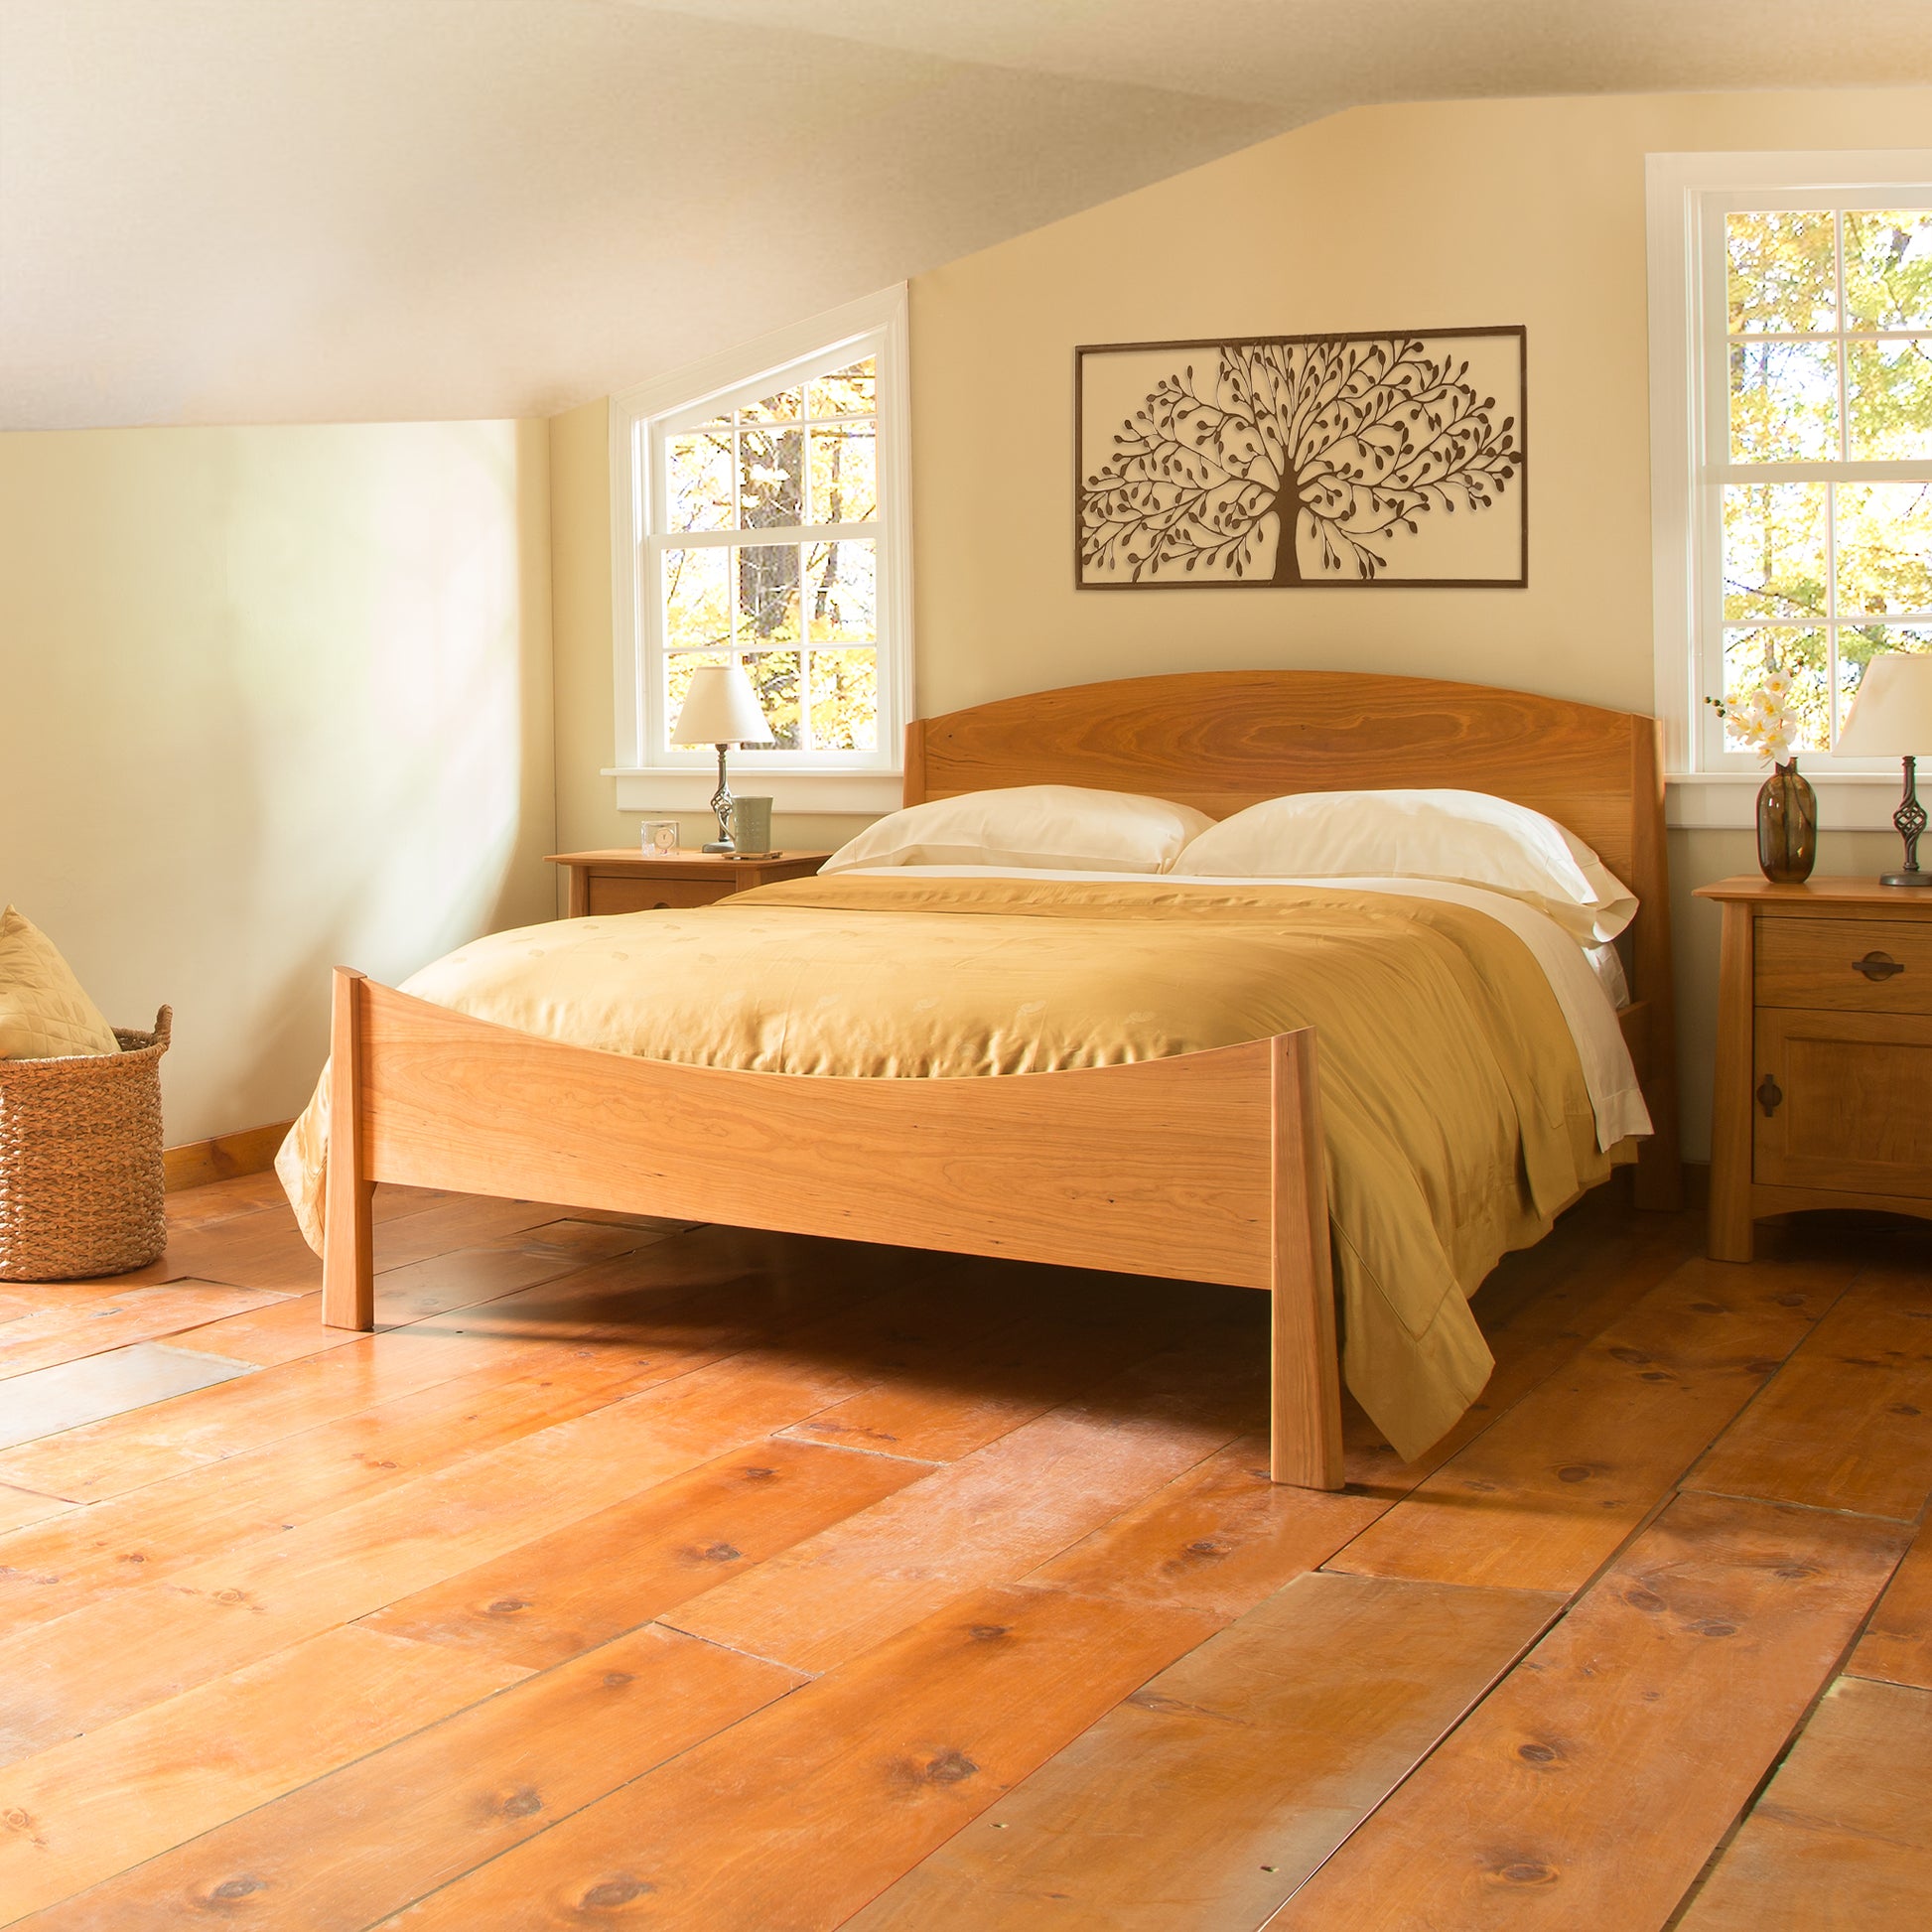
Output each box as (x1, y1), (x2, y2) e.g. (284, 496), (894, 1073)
(610, 288), (910, 804)
(1713, 204), (1932, 757)
(1649, 153), (1932, 809)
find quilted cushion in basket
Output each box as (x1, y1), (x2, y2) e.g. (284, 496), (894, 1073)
(0, 904), (121, 1060)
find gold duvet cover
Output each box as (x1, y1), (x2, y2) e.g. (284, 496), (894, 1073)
(280, 875), (1627, 1460)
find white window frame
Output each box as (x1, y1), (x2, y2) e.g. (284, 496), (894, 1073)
(606, 286), (912, 816)
(1646, 150), (1932, 829)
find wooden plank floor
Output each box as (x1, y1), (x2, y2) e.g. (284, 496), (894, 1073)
(0, 1176), (1926, 1928)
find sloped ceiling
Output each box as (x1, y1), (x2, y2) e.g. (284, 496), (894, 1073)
(2, 0), (1926, 428)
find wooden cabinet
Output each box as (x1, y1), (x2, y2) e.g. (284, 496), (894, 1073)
(1699, 877), (1932, 1261)
(544, 849), (831, 917)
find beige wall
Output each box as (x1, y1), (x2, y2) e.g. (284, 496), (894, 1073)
(0, 420), (555, 1145)
(914, 83), (1928, 1161)
(53, 94), (1924, 1157)
(551, 85), (1932, 1159)
(907, 85), (1932, 715)
(549, 398), (622, 900)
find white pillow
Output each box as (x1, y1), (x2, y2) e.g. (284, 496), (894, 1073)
(1173, 787), (1637, 943)
(824, 784), (1215, 876)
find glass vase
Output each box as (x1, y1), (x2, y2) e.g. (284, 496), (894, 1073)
(1756, 759), (1817, 884)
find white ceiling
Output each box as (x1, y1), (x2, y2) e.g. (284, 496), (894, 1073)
(3, 0), (1927, 429)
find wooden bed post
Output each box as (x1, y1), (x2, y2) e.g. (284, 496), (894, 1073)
(901, 719), (927, 808)
(1628, 717), (1685, 1211)
(1270, 1030), (1344, 1489)
(322, 967), (375, 1331)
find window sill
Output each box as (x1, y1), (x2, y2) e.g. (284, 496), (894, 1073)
(605, 769), (904, 816)
(1667, 772), (1903, 832)
(609, 768), (1906, 829)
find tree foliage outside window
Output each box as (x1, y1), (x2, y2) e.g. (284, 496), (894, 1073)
(658, 357), (880, 755)
(1718, 207), (1932, 755)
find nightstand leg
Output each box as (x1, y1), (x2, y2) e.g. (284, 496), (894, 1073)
(1709, 901), (1755, 1263)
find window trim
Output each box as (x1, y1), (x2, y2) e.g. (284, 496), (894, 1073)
(607, 286), (912, 798)
(1646, 149), (1932, 828)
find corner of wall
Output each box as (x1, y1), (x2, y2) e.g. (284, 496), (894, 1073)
(547, 397), (624, 897)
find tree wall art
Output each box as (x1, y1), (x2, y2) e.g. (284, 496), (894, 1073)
(1076, 327), (1527, 590)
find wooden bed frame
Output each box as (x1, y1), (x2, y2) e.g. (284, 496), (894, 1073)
(320, 670), (1681, 1491)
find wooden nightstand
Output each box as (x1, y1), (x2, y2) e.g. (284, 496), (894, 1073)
(1699, 875), (1932, 1261)
(545, 849), (831, 917)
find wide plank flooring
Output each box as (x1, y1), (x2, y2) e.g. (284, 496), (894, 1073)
(0, 1174), (1926, 1928)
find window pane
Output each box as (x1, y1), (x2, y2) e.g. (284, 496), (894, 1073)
(808, 358), (877, 418)
(1722, 483), (1828, 620)
(666, 649), (728, 747)
(741, 386), (802, 423)
(662, 548), (731, 652)
(1722, 626), (1831, 753)
(1726, 211), (1838, 334)
(666, 430), (734, 532)
(809, 648), (878, 752)
(1837, 482), (1932, 618)
(807, 426), (877, 523)
(741, 649), (802, 750)
(1845, 210), (1932, 331)
(737, 543), (801, 647)
(1847, 340), (1932, 460)
(805, 539), (876, 642)
(739, 426), (803, 528)
(1840, 626), (1932, 735)
(1729, 339), (1838, 460)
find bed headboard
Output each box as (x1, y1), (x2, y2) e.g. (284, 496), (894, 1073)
(905, 669), (1678, 1194)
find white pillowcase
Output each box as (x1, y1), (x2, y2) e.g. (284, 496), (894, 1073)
(1173, 787), (1637, 943)
(824, 784), (1215, 876)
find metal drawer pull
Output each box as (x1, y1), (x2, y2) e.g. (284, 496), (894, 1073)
(1756, 1074), (1783, 1117)
(1853, 951), (1905, 981)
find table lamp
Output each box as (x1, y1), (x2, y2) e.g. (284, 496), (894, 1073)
(672, 663), (775, 853)
(1836, 652), (1932, 887)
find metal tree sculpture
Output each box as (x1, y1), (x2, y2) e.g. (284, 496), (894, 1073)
(1080, 337), (1521, 586)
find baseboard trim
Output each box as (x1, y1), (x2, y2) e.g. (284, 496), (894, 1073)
(164, 1120), (295, 1193)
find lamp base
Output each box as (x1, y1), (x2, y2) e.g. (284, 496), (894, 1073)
(701, 838), (736, 854)
(1878, 869), (1932, 888)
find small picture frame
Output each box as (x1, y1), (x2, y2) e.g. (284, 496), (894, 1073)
(642, 819), (680, 855)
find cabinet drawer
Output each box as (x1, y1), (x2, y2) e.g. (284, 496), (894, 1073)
(586, 877), (728, 914)
(1756, 915), (1932, 1016)
(1754, 1006), (1932, 1198)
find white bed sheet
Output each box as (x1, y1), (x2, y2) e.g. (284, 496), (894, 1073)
(842, 865), (1653, 1153)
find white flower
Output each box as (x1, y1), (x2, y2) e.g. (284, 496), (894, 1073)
(1713, 679), (1802, 765)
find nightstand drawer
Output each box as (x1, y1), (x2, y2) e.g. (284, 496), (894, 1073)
(586, 877), (732, 914)
(1756, 915), (1932, 1016)
(1754, 1006), (1932, 1195)
(550, 851), (831, 920)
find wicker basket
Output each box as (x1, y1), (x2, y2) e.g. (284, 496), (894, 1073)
(0, 1007), (171, 1281)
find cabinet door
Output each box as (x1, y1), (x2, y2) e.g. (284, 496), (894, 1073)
(1754, 1007), (1932, 1197)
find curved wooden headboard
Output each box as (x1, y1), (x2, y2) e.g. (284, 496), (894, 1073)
(905, 669), (1680, 1203)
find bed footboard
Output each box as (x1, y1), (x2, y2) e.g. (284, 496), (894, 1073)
(321, 969), (1342, 1489)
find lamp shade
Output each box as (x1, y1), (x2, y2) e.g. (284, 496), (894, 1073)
(672, 663), (774, 747)
(1837, 653), (1932, 756)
